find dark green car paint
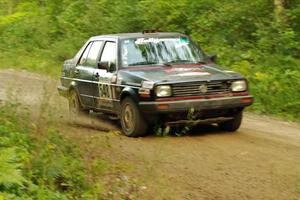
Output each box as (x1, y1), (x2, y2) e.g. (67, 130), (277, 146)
(58, 32), (253, 118)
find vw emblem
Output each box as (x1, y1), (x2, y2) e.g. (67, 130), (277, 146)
(199, 84), (208, 93)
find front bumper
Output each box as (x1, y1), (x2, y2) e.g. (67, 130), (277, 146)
(139, 95), (254, 113)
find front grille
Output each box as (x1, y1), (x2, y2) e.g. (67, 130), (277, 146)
(172, 81), (231, 97)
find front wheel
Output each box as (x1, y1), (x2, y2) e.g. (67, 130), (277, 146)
(218, 111), (243, 132)
(120, 97), (148, 137)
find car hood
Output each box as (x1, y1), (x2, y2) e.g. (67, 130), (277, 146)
(120, 64), (242, 84)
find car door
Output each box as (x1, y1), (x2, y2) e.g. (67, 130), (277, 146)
(93, 41), (117, 110)
(75, 40), (103, 107)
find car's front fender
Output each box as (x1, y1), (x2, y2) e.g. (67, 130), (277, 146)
(120, 87), (139, 103)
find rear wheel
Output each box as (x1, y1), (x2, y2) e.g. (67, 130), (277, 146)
(68, 90), (88, 121)
(120, 97), (148, 137)
(218, 111), (243, 132)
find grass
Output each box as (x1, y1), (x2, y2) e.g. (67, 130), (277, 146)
(0, 101), (94, 199)
(0, 51), (61, 78)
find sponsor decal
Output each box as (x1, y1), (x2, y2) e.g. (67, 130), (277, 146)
(135, 38), (183, 44)
(176, 72), (211, 76)
(164, 67), (211, 76)
(133, 37), (189, 45)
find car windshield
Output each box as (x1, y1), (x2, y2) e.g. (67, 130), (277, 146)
(121, 37), (206, 67)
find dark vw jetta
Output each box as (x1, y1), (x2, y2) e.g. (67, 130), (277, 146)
(58, 31), (253, 137)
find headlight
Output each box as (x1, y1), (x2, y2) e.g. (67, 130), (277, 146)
(155, 85), (172, 97)
(231, 80), (247, 92)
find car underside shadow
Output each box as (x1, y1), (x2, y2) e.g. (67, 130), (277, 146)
(189, 124), (232, 136)
(144, 123), (233, 138)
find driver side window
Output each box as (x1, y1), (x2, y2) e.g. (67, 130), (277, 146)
(100, 41), (117, 71)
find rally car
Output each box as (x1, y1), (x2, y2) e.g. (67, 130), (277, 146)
(58, 30), (253, 137)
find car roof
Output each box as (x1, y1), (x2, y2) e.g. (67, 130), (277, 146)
(90, 32), (186, 40)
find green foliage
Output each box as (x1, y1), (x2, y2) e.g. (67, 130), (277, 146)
(0, 103), (105, 199)
(0, 148), (26, 189)
(30, 129), (87, 197)
(0, 0), (299, 120)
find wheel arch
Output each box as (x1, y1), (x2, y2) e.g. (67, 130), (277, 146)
(120, 87), (139, 103)
(68, 82), (86, 109)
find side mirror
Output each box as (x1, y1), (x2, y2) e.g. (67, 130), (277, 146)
(97, 61), (116, 72)
(208, 54), (217, 63)
(108, 64), (116, 72)
(97, 61), (109, 70)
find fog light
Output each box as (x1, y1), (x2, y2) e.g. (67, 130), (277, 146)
(157, 104), (169, 109)
(241, 97), (253, 103)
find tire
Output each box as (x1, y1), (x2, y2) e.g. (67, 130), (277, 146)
(68, 90), (88, 121)
(120, 97), (148, 137)
(218, 111), (243, 132)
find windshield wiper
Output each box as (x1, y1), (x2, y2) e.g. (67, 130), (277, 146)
(163, 59), (193, 66)
(163, 59), (207, 66)
(128, 61), (158, 66)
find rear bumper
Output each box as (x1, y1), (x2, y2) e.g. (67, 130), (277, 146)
(139, 96), (254, 113)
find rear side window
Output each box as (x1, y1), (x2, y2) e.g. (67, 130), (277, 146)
(79, 41), (103, 67)
(79, 42), (92, 65)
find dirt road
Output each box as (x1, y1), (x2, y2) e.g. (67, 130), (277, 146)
(1, 69), (300, 200)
